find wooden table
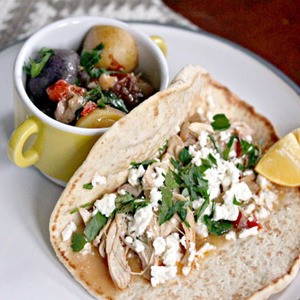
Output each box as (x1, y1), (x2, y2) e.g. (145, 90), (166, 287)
(163, 0), (300, 86)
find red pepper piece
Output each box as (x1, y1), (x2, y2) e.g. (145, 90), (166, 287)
(81, 101), (96, 116)
(236, 139), (242, 157)
(247, 218), (262, 230)
(46, 79), (86, 102)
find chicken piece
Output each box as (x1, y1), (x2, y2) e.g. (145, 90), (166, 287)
(99, 74), (117, 91)
(160, 215), (182, 238)
(106, 217), (131, 289)
(54, 94), (86, 124)
(94, 218), (112, 247)
(142, 162), (168, 191)
(188, 122), (213, 136)
(78, 208), (92, 225)
(117, 183), (141, 197)
(180, 122), (198, 146)
(167, 135), (184, 159)
(181, 208), (196, 265)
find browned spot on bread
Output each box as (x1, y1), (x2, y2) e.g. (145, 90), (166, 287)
(154, 105), (159, 116)
(59, 248), (76, 269)
(51, 225), (56, 231)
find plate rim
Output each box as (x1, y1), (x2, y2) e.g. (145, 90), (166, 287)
(0, 20), (298, 96)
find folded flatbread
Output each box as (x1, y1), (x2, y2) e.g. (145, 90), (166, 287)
(50, 65), (300, 299)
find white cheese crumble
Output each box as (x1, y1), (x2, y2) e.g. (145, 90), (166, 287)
(225, 231), (237, 241)
(199, 131), (208, 148)
(243, 169), (253, 176)
(61, 221), (77, 241)
(150, 266), (177, 287)
(219, 131), (231, 143)
(133, 239), (145, 253)
(162, 233), (182, 266)
(239, 226), (259, 239)
(81, 242), (93, 256)
(197, 242), (216, 258)
(195, 221), (208, 238)
(257, 175), (271, 189)
(153, 167), (166, 188)
(125, 236), (133, 244)
(180, 236), (187, 248)
(150, 187), (162, 211)
(153, 237), (166, 255)
(91, 172), (106, 187)
(182, 266), (191, 276)
(94, 194), (116, 217)
(118, 189), (126, 195)
(128, 165), (145, 186)
(129, 204), (153, 236)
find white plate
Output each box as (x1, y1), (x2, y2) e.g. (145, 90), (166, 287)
(0, 22), (299, 300)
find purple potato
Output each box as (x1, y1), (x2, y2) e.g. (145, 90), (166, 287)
(27, 49), (80, 102)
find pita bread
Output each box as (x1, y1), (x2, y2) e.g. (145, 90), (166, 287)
(50, 65), (300, 299)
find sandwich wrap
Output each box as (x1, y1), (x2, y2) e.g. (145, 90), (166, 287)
(50, 65), (300, 299)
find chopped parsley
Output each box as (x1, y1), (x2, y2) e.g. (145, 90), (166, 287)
(158, 140), (168, 159)
(84, 212), (107, 242)
(194, 197), (210, 222)
(116, 192), (149, 214)
(211, 114), (231, 131)
(23, 48), (55, 78)
(179, 148), (192, 165)
(208, 134), (223, 157)
(71, 233), (87, 252)
(83, 183), (93, 189)
(203, 215), (233, 236)
(165, 169), (180, 189)
(70, 201), (95, 214)
(223, 135), (237, 160)
(80, 43), (105, 75)
(233, 195), (242, 206)
(131, 159), (156, 169)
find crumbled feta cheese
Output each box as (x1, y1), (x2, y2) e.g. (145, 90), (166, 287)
(125, 236), (133, 244)
(224, 182), (252, 203)
(199, 131), (208, 148)
(239, 226), (258, 239)
(61, 221), (77, 241)
(162, 233), (182, 266)
(118, 189), (126, 195)
(182, 266), (191, 276)
(153, 237), (166, 255)
(219, 131), (231, 143)
(243, 170), (253, 176)
(153, 167), (166, 188)
(213, 202), (239, 221)
(196, 221), (209, 238)
(255, 206), (270, 220)
(94, 193), (116, 217)
(244, 203), (255, 215)
(225, 231), (237, 241)
(257, 175), (270, 189)
(180, 236), (187, 248)
(150, 266), (177, 287)
(197, 242), (216, 258)
(187, 242), (196, 264)
(228, 150), (237, 159)
(129, 205), (153, 236)
(81, 242), (93, 256)
(128, 165), (145, 186)
(133, 239), (145, 253)
(150, 187), (162, 210)
(147, 229), (153, 238)
(91, 172), (106, 187)
(245, 135), (252, 143)
(197, 107), (204, 116)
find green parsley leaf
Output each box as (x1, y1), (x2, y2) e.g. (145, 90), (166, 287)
(208, 153), (217, 165)
(84, 212), (107, 242)
(211, 114), (231, 131)
(80, 43), (105, 73)
(71, 233), (87, 252)
(179, 148), (192, 165)
(208, 135), (223, 158)
(70, 201), (95, 214)
(116, 192), (149, 214)
(158, 140), (168, 159)
(23, 48), (55, 78)
(223, 135), (237, 160)
(194, 197), (209, 222)
(236, 163), (246, 170)
(233, 195), (242, 206)
(165, 169), (180, 189)
(83, 183), (93, 189)
(102, 90), (128, 113)
(131, 159), (156, 169)
(203, 215), (233, 236)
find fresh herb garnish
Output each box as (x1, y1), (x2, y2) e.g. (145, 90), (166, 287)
(103, 90), (128, 113)
(158, 140), (168, 159)
(211, 114), (231, 131)
(223, 135), (237, 160)
(131, 159), (156, 169)
(236, 163), (246, 170)
(165, 169), (180, 189)
(194, 197), (210, 222)
(83, 183), (93, 190)
(71, 233), (87, 252)
(208, 153), (217, 165)
(179, 148), (192, 165)
(84, 212), (107, 242)
(208, 135), (223, 157)
(80, 43), (105, 74)
(233, 195), (242, 206)
(70, 201), (95, 214)
(116, 192), (149, 214)
(203, 215), (233, 236)
(177, 205), (190, 227)
(23, 47), (55, 78)
(238, 137), (260, 169)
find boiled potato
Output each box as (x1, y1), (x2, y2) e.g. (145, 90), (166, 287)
(75, 106), (125, 128)
(83, 26), (138, 72)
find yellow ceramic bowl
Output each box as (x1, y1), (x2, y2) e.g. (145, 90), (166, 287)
(8, 17), (168, 186)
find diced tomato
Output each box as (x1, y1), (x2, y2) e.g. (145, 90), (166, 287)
(46, 79), (86, 102)
(233, 212), (262, 230)
(81, 101), (96, 116)
(236, 139), (242, 157)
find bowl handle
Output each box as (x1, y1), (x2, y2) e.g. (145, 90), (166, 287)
(150, 36), (167, 56)
(7, 118), (39, 167)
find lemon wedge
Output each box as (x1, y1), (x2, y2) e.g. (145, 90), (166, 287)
(255, 128), (300, 187)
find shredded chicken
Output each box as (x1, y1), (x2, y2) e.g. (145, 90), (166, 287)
(180, 122), (198, 146)
(54, 94), (85, 124)
(167, 135), (184, 159)
(160, 215), (182, 238)
(118, 183), (141, 197)
(78, 208), (92, 225)
(188, 122), (213, 136)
